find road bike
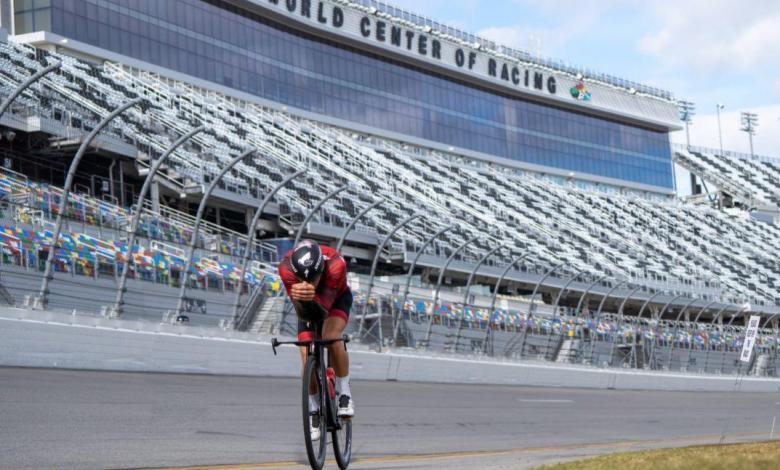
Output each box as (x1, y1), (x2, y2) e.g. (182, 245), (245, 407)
(272, 328), (352, 469)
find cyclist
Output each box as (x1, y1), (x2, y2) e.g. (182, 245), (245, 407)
(278, 240), (354, 441)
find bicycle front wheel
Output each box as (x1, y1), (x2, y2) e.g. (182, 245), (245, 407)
(302, 355), (327, 470)
(331, 412), (352, 469)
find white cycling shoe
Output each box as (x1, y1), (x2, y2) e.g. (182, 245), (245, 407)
(309, 413), (321, 441)
(338, 395), (355, 418)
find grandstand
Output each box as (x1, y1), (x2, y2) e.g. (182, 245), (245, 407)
(0, 1), (778, 377)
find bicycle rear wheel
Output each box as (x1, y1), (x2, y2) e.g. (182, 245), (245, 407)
(331, 411), (352, 469)
(302, 355), (327, 470)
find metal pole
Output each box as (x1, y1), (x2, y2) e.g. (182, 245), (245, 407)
(395, 223), (455, 343)
(36, 98), (144, 308)
(716, 104), (724, 156)
(231, 168), (305, 323)
(111, 126), (206, 317)
(586, 279), (630, 364)
(358, 213), (422, 342)
(482, 252), (532, 355)
(453, 244), (505, 352)
(508, 262), (565, 358)
(0, 62), (61, 120)
(667, 297), (700, 371)
(174, 148), (256, 317)
(335, 199), (383, 252)
(424, 235), (480, 346)
(294, 184), (350, 247)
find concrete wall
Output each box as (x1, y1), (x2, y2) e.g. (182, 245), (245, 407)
(2, 306), (779, 392)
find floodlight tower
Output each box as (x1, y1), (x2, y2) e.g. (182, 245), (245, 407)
(715, 103), (725, 155)
(740, 112), (758, 158)
(677, 100), (695, 148)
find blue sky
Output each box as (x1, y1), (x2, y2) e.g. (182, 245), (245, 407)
(388, 0), (780, 156)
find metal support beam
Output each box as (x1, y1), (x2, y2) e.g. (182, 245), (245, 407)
(507, 262), (565, 358)
(37, 98), (144, 308)
(0, 62), (61, 120)
(482, 252), (532, 355)
(358, 213), (422, 343)
(174, 149), (256, 317)
(394, 223), (455, 343)
(587, 279), (630, 364)
(294, 184), (350, 246)
(111, 126), (205, 317)
(424, 235), (480, 346)
(683, 300), (718, 369)
(231, 168), (305, 323)
(453, 243), (506, 351)
(335, 199), (383, 252)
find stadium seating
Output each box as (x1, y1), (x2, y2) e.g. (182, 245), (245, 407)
(676, 146), (780, 209)
(2, 36), (780, 357)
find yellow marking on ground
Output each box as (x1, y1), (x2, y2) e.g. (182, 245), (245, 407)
(146, 431), (769, 470)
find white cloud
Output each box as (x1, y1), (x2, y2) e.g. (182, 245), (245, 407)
(637, 0), (780, 71)
(670, 104), (780, 157)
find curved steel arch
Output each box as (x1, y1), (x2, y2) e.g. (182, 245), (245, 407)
(174, 148), (256, 316)
(37, 98), (145, 308)
(719, 306), (751, 373)
(453, 243), (506, 351)
(644, 293), (685, 368)
(335, 199), (383, 252)
(482, 251), (532, 356)
(703, 304), (738, 372)
(112, 126), (206, 317)
(231, 168), (306, 323)
(294, 184), (350, 246)
(423, 235), (481, 346)
(544, 267), (588, 358)
(666, 297), (700, 370)
(394, 223), (456, 343)
(683, 299), (719, 368)
(358, 213), (422, 342)
(606, 284), (645, 366)
(506, 262), (565, 358)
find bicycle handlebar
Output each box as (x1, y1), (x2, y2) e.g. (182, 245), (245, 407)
(271, 334), (351, 356)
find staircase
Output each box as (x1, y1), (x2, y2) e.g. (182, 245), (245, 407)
(555, 338), (580, 363)
(249, 295), (285, 335)
(0, 273), (14, 305)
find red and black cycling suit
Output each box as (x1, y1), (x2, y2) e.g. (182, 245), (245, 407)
(278, 244), (353, 342)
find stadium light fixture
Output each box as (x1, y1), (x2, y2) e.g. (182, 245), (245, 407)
(677, 100), (695, 148)
(740, 112), (758, 158)
(716, 104), (725, 156)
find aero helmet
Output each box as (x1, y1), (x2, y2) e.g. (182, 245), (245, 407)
(289, 240), (325, 282)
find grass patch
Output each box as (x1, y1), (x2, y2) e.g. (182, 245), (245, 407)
(538, 441), (780, 470)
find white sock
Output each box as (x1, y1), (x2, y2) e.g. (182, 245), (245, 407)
(308, 393), (320, 413)
(335, 375), (351, 398)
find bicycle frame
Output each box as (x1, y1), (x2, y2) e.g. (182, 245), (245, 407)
(271, 332), (350, 432)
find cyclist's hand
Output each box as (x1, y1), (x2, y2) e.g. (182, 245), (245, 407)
(291, 282), (316, 302)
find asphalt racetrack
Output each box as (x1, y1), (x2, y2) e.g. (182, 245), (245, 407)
(2, 367), (779, 470)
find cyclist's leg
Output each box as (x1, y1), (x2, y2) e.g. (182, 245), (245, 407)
(323, 289), (354, 416)
(298, 319), (318, 402)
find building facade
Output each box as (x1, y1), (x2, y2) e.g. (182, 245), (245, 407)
(3, 0), (681, 193)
